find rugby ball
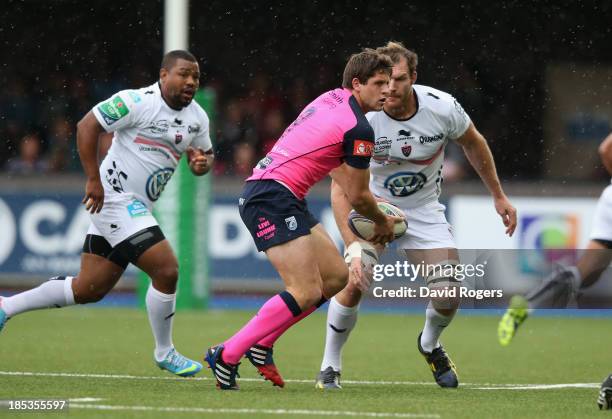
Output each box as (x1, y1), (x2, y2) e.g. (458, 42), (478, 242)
(348, 202), (407, 241)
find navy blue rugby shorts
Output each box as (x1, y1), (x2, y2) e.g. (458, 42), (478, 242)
(239, 180), (319, 252)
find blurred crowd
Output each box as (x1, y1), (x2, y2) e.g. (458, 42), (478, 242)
(0, 70), (472, 182)
(2, 0), (611, 182)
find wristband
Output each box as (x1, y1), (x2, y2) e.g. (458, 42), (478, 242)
(344, 241), (378, 264)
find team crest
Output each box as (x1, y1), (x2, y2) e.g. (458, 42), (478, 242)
(401, 144), (412, 157)
(175, 133), (183, 144)
(285, 216), (298, 231)
(353, 140), (374, 156)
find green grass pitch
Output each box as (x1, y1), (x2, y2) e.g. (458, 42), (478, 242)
(0, 307), (609, 418)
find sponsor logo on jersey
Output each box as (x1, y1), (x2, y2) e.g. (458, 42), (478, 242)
(384, 172), (427, 197)
(419, 133), (444, 144)
(146, 168), (175, 201)
(328, 91), (344, 104)
(172, 118), (183, 127)
(374, 136), (391, 150)
(373, 136), (393, 161)
(353, 140), (374, 157)
(148, 120), (169, 134)
(134, 136), (180, 161)
(256, 156), (273, 169)
(97, 95), (129, 126)
(188, 123), (201, 134)
(396, 129), (415, 144)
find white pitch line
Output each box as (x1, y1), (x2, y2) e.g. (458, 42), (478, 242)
(70, 403), (440, 418)
(471, 383), (599, 390)
(0, 371), (598, 390)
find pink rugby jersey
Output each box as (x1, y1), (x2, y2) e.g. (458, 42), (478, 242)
(247, 88), (375, 199)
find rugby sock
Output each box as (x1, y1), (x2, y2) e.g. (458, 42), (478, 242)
(257, 297), (327, 348)
(222, 291), (302, 364)
(145, 285), (176, 362)
(1, 276), (75, 318)
(320, 297), (359, 372)
(420, 303), (454, 353)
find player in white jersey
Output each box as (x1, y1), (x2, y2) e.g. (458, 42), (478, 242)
(499, 132), (612, 345)
(0, 50), (214, 377)
(316, 42), (517, 389)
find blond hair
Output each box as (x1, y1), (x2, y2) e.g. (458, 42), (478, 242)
(376, 41), (418, 74)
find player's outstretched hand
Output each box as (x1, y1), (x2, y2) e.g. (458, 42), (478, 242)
(495, 195), (517, 236)
(83, 178), (104, 214)
(187, 146), (211, 176)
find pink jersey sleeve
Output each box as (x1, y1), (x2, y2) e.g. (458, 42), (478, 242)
(247, 88), (375, 199)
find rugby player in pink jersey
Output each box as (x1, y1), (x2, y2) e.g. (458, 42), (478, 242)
(204, 50), (404, 390)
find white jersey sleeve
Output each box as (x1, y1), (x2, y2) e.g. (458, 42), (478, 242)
(92, 90), (146, 132)
(446, 97), (471, 140)
(190, 106), (213, 152)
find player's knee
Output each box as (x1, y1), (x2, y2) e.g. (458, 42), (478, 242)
(290, 287), (323, 310)
(302, 290), (323, 309)
(425, 260), (461, 311)
(325, 264), (349, 296)
(336, 283), (362, 307)
(153, 264), (179, 284)
(429, 282), (461, 312)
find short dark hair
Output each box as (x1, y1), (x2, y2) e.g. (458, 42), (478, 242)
(342, 49), (393, 89)
(161, 50), (197, 70)
(376, 41), (418, 74)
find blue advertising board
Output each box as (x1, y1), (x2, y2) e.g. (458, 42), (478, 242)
(0, 193), (342, 280)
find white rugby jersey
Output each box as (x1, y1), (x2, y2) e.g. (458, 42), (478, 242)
(367, 84), (471, 208)
(92, 82), (212, 207)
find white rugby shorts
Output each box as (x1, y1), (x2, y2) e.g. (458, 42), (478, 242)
(86, 192), (159, 247)
(393, 200), (456, 250)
